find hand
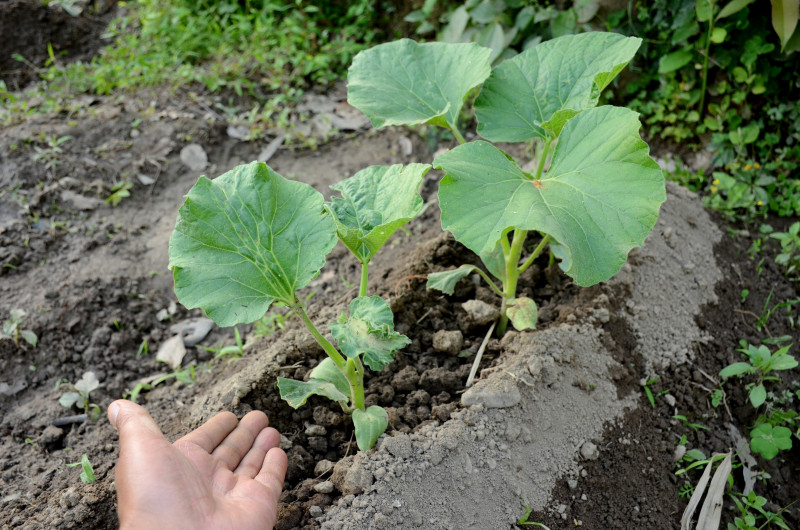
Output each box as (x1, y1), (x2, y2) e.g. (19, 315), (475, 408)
(108, 399), (287, 530)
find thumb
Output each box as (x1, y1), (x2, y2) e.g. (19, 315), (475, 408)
(108, 399), (164, 442)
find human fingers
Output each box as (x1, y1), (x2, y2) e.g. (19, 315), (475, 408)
(176, 411), (238, 453)
(108, 399), (164, 440)
(211, 410), (270, 471)
(233, 426), (282, 478)
(254, 446), (288, 500)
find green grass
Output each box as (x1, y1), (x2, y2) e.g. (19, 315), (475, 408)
(2, 0), (383, 134)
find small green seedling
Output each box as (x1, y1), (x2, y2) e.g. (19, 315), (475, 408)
(641, 375), (668, 408)
(106, 181), (133, 206)
(729, 490), (792, 530)
(347, 34), (665, 333)
(169, 161), (424, 450)
(66, 453), (95, 484)
(203, 328), (245, 360)
(719, 341), (798, 408)
(33, 134), (71, 172)
(1, 309), (38, 349)
(749, 423), (792, 460)
(136, 338), (149, 358)
(57, 371), (102, 420)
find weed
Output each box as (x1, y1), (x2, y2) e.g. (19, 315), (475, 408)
(770, 221), (800, 277)
(57, 372), (102, 420)
(203, 328), (244, 361)
(516, 504), (550, 528)
(720, 341), (797, 408)
(729, 490), (792, 529)
(1, 309), (38, 349)
(136, 338), (149, 358)
(66, 453), (95, 484)
(641, 376), (668, 408)
(105, 181), (133, 207)
(32, 135), (71, 174)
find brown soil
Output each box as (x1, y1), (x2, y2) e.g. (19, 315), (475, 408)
(1, 16), (799, 530)
(0, 0), (117, 91)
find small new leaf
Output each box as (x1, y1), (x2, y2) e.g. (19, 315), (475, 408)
(352, 406), (389, 451)
(329, 296), (410, 371)
(327, 164), (429, 263)
(276, 377), (349, 409)
(309, 358), (351, 398)
(427, 265), (481, 295)
(507, 297), (538, 331)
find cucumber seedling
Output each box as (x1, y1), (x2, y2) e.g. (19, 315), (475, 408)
(169, 161), (427, 450)
(347, 33), (666, 334)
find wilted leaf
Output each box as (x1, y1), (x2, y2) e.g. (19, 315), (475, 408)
(276, 377), (349, 409)
(329, 296), (410, 371)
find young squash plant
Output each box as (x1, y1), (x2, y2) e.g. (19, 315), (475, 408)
(168, 161), (428, 450)
(348, 33), (667, 334)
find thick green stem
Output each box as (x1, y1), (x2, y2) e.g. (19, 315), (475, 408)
(295, 301), (366, 412)
(473, 268), (505, 298)
(498, 229), (528, 335)
(345, 357), (366, 411)
(449, 124), (467, 145)
(518, 234), (552, 276)
(359, 260), (369, 297)
(295, 304), (346, 370)
(533, 138), (552, 181)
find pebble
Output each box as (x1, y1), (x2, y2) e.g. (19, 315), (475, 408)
(461, 299), (500, 325)
(308, 505), (323, 518)
(313, 481), (335, 494)
(580, 441), (600, 461)
(568, 479), (578, 490)
(180, 144), (208, 171)
(170, 318), (214, 347)
(432, 329), (463, 355)
(314, 459), (335, 476)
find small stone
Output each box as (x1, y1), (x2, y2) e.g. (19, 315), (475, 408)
(39, 425), (64, 446)
(461, 375), (521, 408)
(314, 459), (335, 476)
(170, 318), (214, 347)
(308, 505), (323, 518)
(59, 487), (81, 509)
(664, 394), (676, 407)
(580, 441), (600, 461)
(279, 435), (293, 451)
(462, 300), (500, 325)
(673, 444), (687, 462)
(581, 494), (588, 501)
(180, 144), (208, 171)
(305, 424), (327, 437)
(568, 479), (578, 490)
(432, 329), (463, 355)
(155, 335), (186, 369)
(313, 481), (335, 494)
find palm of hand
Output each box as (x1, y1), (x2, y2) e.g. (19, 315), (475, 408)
(113, 405), (287, 530)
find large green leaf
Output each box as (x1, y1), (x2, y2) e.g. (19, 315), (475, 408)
(329, 296), (410, 371)
(772, 0), (800, 51)
(169, 162), (337, 327)
(327, 164), (429, 263)
(437, 106), (665, 287)
(276, 377), (349, 409)
(353, 406), (389, 451)
(347, 39), (491, 130)
(474, 32), (641, 142)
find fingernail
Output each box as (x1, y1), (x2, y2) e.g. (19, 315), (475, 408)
(108, 401), (120, 428)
